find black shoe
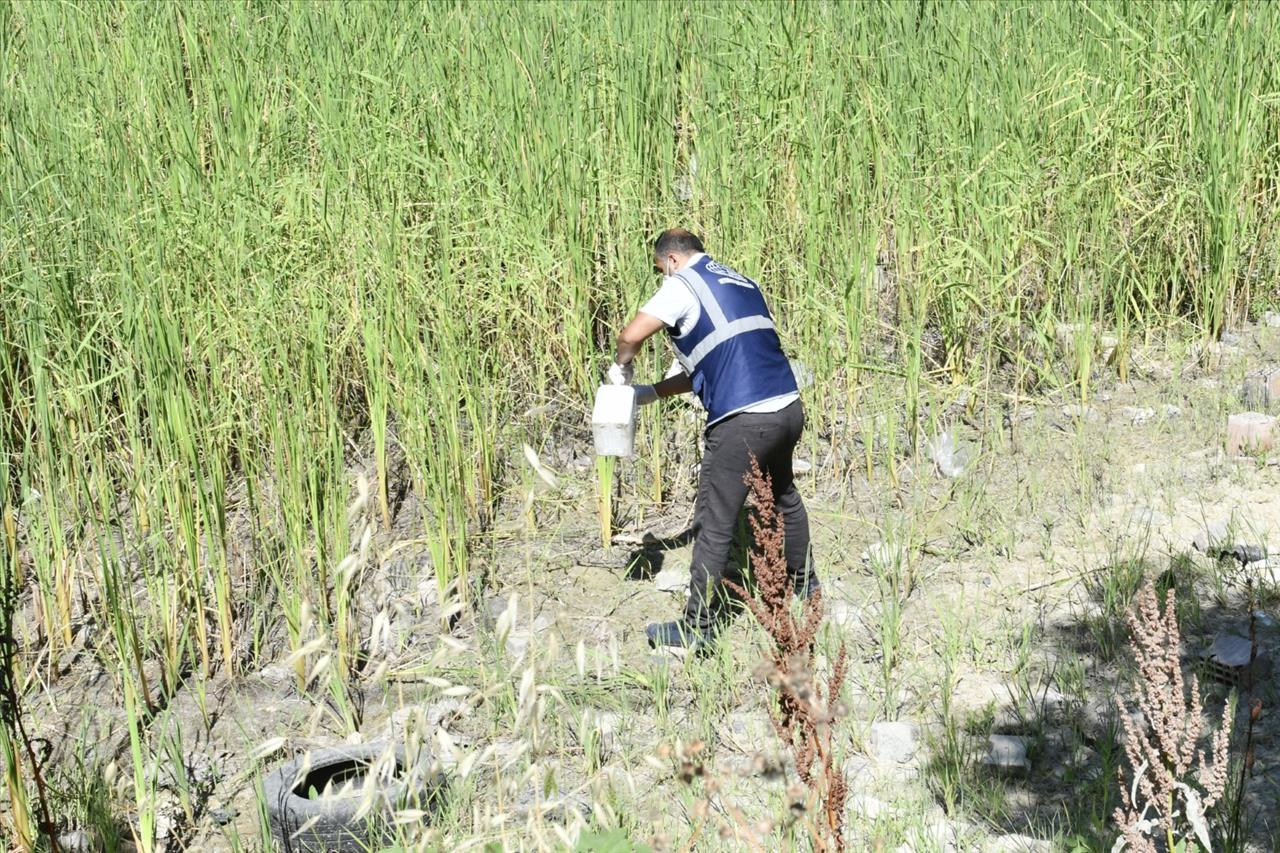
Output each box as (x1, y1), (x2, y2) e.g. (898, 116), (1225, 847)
(646, 620), (715, 651)
(792, 575), (822, 601)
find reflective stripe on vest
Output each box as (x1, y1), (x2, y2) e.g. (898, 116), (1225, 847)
(667, 255), (797, 424)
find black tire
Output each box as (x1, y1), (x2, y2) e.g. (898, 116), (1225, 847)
(263, 741), (442, 852)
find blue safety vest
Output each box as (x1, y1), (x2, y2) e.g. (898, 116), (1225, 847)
(668, 255), (798, 425)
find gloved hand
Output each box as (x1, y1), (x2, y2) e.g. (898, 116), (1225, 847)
(634, 385), (659, 406)
(606, 361), (633, 385)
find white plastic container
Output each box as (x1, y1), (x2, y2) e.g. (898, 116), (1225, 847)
(592, 385), (637, 457)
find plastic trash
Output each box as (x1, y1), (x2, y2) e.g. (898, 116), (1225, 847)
(925, 430), (967, 478)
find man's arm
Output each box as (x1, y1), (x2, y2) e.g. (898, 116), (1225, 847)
(653, 370), (692, 398)
(613, 311), (666, 366)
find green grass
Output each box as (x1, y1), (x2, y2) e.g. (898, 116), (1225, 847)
(3, 0), (1280, 848)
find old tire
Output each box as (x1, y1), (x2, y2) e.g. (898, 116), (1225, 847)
(263, 741), (441, 852)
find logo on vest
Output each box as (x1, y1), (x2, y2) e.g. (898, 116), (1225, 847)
(705, 259), (757, 291)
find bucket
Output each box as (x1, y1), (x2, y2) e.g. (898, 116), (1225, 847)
(592, 385), (637, 457)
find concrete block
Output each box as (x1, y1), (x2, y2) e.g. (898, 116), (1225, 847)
(870, 721), (919, 764)
(1242, 369), (1280, 409)
(982, 734), (1031, 776)
(1227, 412), (1276, 456)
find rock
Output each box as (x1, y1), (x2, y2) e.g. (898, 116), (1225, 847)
(514, 788), (590, 824)
(1243, 370), (1280, 410)
(726, 712), (775, 752)
(506, 613), (554, 660)
(1265, 311), (1280, 328)
(982, 735), (1031, 776)
(793, 458), (814, 476)
(847, 794), (888, 819)
(1127, 506), (1169, 530)
(861, 541), (902, 572)
(1099, 334), (1119, 363)
(1191, 521), (1267, 564)
(256, 664), (293, 687)
(210, 807), (238, 826)
(485, 595), (510, 625)
(1060, 404), (1099, 423)
(900, 819), (960, 853)
(1054, 322), (1083, 350)
(986, 834), (1053, 853)
(825, 599), (860, 631)
(1162, 404), (1183, 418)
(869, 721), (919, 764)
(1121, 406), (1154, 426)
(153, 811), (176, 843)
(57, 831), (98, 853)
(584, 710), (622, 756)
(654, 567), (690, 593)
(1227, 412), (1276, 455)
(1192, 520), (1231, 553)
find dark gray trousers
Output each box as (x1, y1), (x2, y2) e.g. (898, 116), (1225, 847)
(684, 400), (814, 629)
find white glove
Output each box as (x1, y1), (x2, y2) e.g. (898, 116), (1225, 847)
(606, 361), (633, 385)
(634, 385), (659, 406)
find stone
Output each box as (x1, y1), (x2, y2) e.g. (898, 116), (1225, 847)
(210, 807), (238, 826)
(1243, 370), (1280, 410)
(1191, 521), (1267, 564)
(1099, 334), (1119, 363)
(1226, 412), (1276, 456)
(57, 832), (98, 853)
(869, 721), (919, 764)
(514, 788), (590, 824)
(256, 664), (293, 687)
(1192, 520), (1232, 553)
(727, 712), (776, 752)
(900, 819), (960, 853)
(1060, 404), (1099, 423)
(1127, 506), (1169, 530)
(504, 612), (555, 659)
(653, 567), (690, 593)
(1121, 406), (1154, 426)
(585, 710), (622, 755)
(847, 794), (888, 819)
(793, 458), (814, 475)
(986, 834), (1053, 853)
(825, 599), (861, 631)
(1265, 311), (1280, 328)
(154, 812), (176, 843)
(1162, 404), (1183, 418)
(1054, 322), (1083, 350)
(982, 735), (1031, 776)
(861, 541), (902, 572)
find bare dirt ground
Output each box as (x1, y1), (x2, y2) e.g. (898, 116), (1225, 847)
(26, 319), (1280, 851)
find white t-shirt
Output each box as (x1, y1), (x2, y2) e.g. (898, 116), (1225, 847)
(640, 253), (800, 414)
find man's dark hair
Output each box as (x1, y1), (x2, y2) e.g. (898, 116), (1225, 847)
(654, 228), (705, 257)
